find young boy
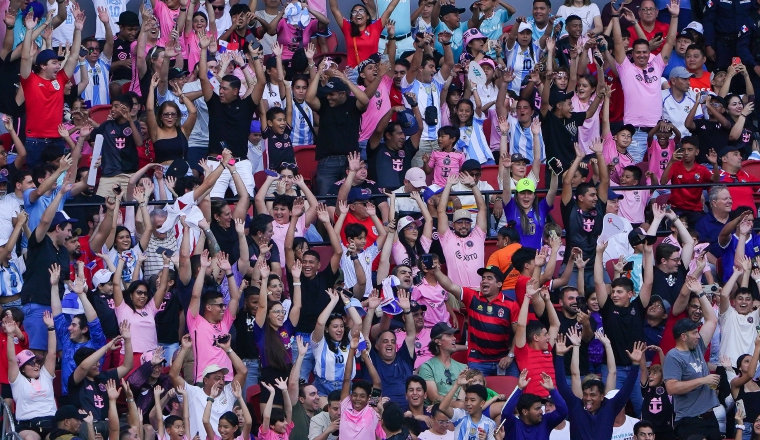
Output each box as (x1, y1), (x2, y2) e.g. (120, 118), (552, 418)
(684, 93), (731, 165)
(646, 120), (681, 184)
(335, 207), (388, 298)
(340, 331), (382, 440)
(263, 107), (295, 171)
(638, 345), (674, 440)
(439, 370), (497, 440)
(233, 286), (260, 391)
(423, 126), (464, 188)
(610, 166), (652, 226)
(601, 87), (635, 185)
(659, 136), (718, 223)
(154, 384), (190, 440)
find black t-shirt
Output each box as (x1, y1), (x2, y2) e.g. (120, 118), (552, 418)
(540, 110), (587, 172)
(367, 139), (416, 190)
(247, 238), (280, 269)
(111, 37), (132, 81)
(0, 54), (23, 117)
(88, 291), (120, 339)
(315, 96), (362, 159)
(545, 311), (598, 376)
(92, 120), (139, 177)
(155, 289), (181, 344)
(642, 383), (675, 434)
(139, 69), (153, 105)
(600, 296), (646, 366)
(207, 94), (257, 157)
(693, 119), (731, 163)
(233, 310), (261, 359)
(560, 197), (606, 269)
(651, 265), (688, 305)
(67, 368), (119, 421)
(263, 125), (295, 170)
(21, 233), (70, 305)
(295, 266), (341, 334)
(211, 221), (241, 264)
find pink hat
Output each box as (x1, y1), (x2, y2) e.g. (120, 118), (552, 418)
(16, 350), (35, 367)
(479, 58), (496, 69)
(463, 28), (487, 47)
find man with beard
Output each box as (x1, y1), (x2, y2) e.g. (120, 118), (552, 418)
(500, 369), (567, 440)
(551, 287), (597, 383)
(656, 275), (711, 364)
(435, 264), (520, 377)
(288, 338), (323, 440)
(330, 151), (390, 222)
(371, 300), (431, 369)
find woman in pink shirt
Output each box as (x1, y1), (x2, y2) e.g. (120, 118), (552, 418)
(329, 0), (401, 67)
(203, 381), (252, 440)
(113, 251), (171, 366)
(264, 3), (329, 60)
(390, 192), (434, 276)
(571, 74), (601, 154)
(183, 1), (217, 75)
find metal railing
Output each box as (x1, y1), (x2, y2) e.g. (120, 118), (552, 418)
(1, 401), (15, 440)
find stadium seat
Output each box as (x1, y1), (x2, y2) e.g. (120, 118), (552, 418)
(88, 105), (112, 124)
(452, 349), (468, 364)
(481, 165), (500, 189)
(484, 375), (518, 397)
(246, 384), (262, 423)
(742, 160), (760, 181)
(294, 145), (317, 187)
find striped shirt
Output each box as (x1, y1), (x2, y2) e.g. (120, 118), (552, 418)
(450, 408), (496, 440)
(313, 336), (356, 381)
(401, 72), (445, 141)
(340, 243), (380, 298)
(78, 54), (111, 106)
(460, 287), (520, 363)
(504, 42), (542, 93)
(291, 100), (315, 146)
(456, 114), (494, 164)
(507, 114), (545, 161)
(0, 261), (23, 297)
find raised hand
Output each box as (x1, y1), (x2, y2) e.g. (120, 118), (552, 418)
(626, 341), (646, 363)
(555, 333), (570, 356)
(517, 368), (530, 390)
(49, 263), (61, 285)
(540, 372), (554, 391)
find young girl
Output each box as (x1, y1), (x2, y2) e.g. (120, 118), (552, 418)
(423, 126), (465, 186)
(390, 192), (434, 273)
(646, 120), (680, 184)
(440, 80), (463, 129)
(451, 99), (495, 164)
(204, 381), (252, 440)
(154, 384), (190, 440)
(572, 74), (601, 154)
(183, 0), (217, 76)
(639, 345), (675, 440)
(259, 379), (292, 440)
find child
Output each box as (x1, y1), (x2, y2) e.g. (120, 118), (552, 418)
(340, 331), (383, 440)
(610, 165), (652, 225)
(334, 213), (388, 298)
(423, 127), (465, 187)
(154, 384), (190, 440)
(0, 307), (28, 409)
(600, 86), (635, 185)
(646, 120), (681, 185)
(411, 0), (434, 36)
(440, 81), (463, 129)
(204, 380), (253, 440)
(247, 120), (264, 174)
(684, 93), (732, 165)
(638, 346), (674, 440)
(233, 401), (256, 440)
(439, 370), (497, 440)
(585, 290), (604, 374)
(451, 98), (495, 164)
(284, 75), (316, 147)
(258, 379), (291, 440)
(504, 18), (543, 93)
(263, 107), (295, 171)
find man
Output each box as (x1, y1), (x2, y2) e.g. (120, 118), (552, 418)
(19, 4), (84, 167)
(309, 390), (340, 440)
(606, 389), (640, 440)
(78, 9), (114, 106)
(718, 145), (760, 215)
(198, 33), (263, 199)
(368, 120), (422, 192)
(695, 185), (732, 261)
(448, 160), (498, 223)
(371, 300), (433, 369)
(704, 0), (750, 70)
(657, 275), (713, 364)
(644, 295), (670, 360)
(109, 11), (139, 94)
(633, 421), (657, 440)
(210, 0), (235, 35)
(48, 406), (88, 440)
(20, 187), (76, 355)
(437, 172), (487, 289)
(331, 152), (390, 222)
(306, 69), (369, 196)
(662, 137), (718, 224)
(393, 168), (428, 214)
(555, 15), (584, 68)
(527, 0), (552, 41)
(402, 32), (454, 168)
(289, 338), (323, 440)
(612, 0), (679, 162)
(435, 264), (520, 377)
(627, 0), (670, 55)
(664, 311), (720, 440)
(25, 157), (88, 233)
(514, 281), (559, 398)
(662, 67), (702, 136)
(500, 369), (568, 440)
(169, 335), (248, 437)
(650, 205), (695, 304)
(553, 287), (597, 380)
(684, 45), (711, 92)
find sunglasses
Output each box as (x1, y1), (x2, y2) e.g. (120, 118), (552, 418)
(212, 4), (225, 9)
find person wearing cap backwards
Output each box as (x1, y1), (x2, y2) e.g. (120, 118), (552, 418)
(504, 18), (546, 93)
(611, 0), (678, 163)
(663, 310), (721, 440)
(47, 406), (91, 440)
(716, 145), (760, 215)
(433, 5), (468, 61)
(500, 367), (567, 440)
(77, 10), (114, 106)
(433, 263), (520, 376)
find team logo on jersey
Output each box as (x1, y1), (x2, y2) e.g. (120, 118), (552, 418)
(694, 174), (700, 180)
(123, 127), (132, 136)
(498, 308), (504, 318)
(466, 240), (473, 247)
(749, 316), (755, 323)
(51, 80), (60, 90)
(398, 150), (405, 158)
(486, 305), (492, 314)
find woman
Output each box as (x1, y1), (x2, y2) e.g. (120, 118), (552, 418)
(266, 274), (291, 322)
(132, 12), (162, 97)
(253, 260), (302, 410)
(311, 289), (363, 401)
(451, 99), (495, 164)
(146, 73), (197, 165)
(418, 404), (455, 440)
(731, 338), (760, 439)
(500, 153), (558, 249)
(183, 0), (217, 76)
(8, 268), (59, 440)
(113, 250), (171, 366)
(104, 188), (153, 282)
(725, 92), (756, 158)
(735, 412), (760, 440)
(265, 1), (330, 60)
(391, 191), (433, 274)
(571, 74), (600, 154)
(329, 0), (401, 67)
(418, 323), (467, 405)
(203, 381), (251, 440)
(557, 0), (602, 35)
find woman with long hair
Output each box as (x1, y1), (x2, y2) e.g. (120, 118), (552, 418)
(450, 99), (495, 164)
(731, 339), (760, 438)
(253, 260), (302, 410)
(310, 289), (362, 402)
(328, 0), (401, 68)
(182, 0), (217, 76)
(146, 73), (197, 165)
(571, 74), (601, 154)
(391, 191), (433, 275)
(725, 92), (756, 157)
(104, 188), (152, 283)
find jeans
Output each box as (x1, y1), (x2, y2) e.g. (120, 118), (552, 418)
(467, 360), (520, 377)
(358, 140), (368, 161)
(628, 128), (650, 164)
(242, 358), (260, 392)
(313, 375), (342, 396)
(158, 342), (179, 366)
(601, 364), (643, 417)
(292, 333), (315, 381)
(25, 137), (65, 168)
(22, 303), (52, 351)
(315, 155), (348, 196)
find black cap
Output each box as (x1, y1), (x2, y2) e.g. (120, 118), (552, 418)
(116, 11), (140, 26)
(439, 4), (465, 17)
(613, 124), (636, 136)
(677, 29), (694, 41)
(719, 144), (741, 158)
(55, 405), (86, 422)
(627, 230), (657, 247)
(672, 318), (700, 339)
(477, 265), (505, 282)
(431, 322), (457, 339)
(165, 159), (189, 179)
(168, 67), (190, 80)
(510, 153), (530, 164)
(461, 159), (482, 172)
(410, 300), (428, 313)
(358, 53), (381, 73)
(319, 78), (349, 95)
(549, 89), (574, 107)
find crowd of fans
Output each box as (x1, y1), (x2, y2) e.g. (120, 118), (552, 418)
(2, 0), (760, 439)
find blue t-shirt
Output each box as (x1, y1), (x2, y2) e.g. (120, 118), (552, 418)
(368, 342), (415, 410)
(721, 234), (760, 282)
(24, 186), (72, 233)
(503, 198), (552, 249)
(434, 22), (468, 61)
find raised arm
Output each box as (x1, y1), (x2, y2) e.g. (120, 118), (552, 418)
(63, 6), (84, 77)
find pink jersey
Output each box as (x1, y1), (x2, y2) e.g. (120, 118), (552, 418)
(129, 40), (155, 96)
(428, 151), (465, 187)
(183, 31), (216, 77)
(602, 132), (635, 184)
(412, 277), (451, 328)
(340, 396), (382, 440)
(272, 216), (305, 266)
(115, 300), (159, 354)
(258, 421), (294, 440)
(647, 138), (675, 184)
(360, 77), (392, 141)
(616, 54), (666, 127)
(154, 1), (181, 48)
(187, 308), (234, 383)
(439, 226), (485, 288)
(572, 94), (601, 154)
(611, 182), (650, 224)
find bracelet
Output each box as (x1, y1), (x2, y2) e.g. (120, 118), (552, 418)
(180, 7), (187, 11)
(126, 398), (134, 402)
(252, 56), (260, 61)
(5, 26), (12, 30)
(442, 42), (451, 46)
(308, 63), (315, 68)
(403, 310), (412, 315)
(737, 425), (746, 431)
(47, 327), (55, 331)
(206, 397), (214, 403)
(226, 349), (232, 354)
(226, 273), (234, 278)
(231, 170), (238, 175)
(163, 265), (170, 268)
(241, 63), (249, 70)
(204, 228), (212, 234)
(292, 282), (301, 286)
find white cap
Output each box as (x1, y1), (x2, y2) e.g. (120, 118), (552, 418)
(201, 364), (230, 377)
(92, 269), (114, 287)
(517, 22), (532, 33)
(685, 21), (703, 34)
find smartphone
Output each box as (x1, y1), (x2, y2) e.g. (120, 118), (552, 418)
(663, 204), (672, 211)
(160, 248), (175, 257)
(368, 388), (381, 407)
(79, 48), (88, 58)
(156, 246), (168, 255)
(547, 157), (563, 175)
(421, 254), (434, 270)
(576, 296), (588, 313)
(415, 32), (424, 40)
(654, 32), (663, 39)
(215, 334), (231, 345)
(613, 0), (625, 9)
(264, 169), (279, 177)
(246, 33), (262, 51)
(733, 56), (742, 65)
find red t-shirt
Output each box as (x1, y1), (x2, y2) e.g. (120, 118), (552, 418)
(589, 64), (624, 123)
(515, 275), (546, 321)
(389, 85), (403, 122)
(0, 330), (29, 384)
(720, 169), (760, 215)
(338, 212), (380, 270)
(21, 70), (70, 138)
(514, 342), (555, 397)
(669, 161), (713, 212)
(689, 72), (712, 94)
(627, 21), (670, 55)
(461, 287), (520, 363)
(342, 18), (385, 67)
(656, 310), (710, 365)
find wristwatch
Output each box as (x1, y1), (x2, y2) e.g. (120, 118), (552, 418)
(507, 352), (514, 358)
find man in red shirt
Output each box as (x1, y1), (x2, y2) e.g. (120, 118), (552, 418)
(685, 45), (711, 93)
(656, 276), (712, 365)
(627, 0), (669, 55)
(660, 136), (719, 223)
(719, 145), (760, 215)
(19, 5), (84, 167)
(389, 59), (410, 122)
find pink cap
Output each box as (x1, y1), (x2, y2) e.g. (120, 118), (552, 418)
(462, 28), (487, 48)
(479, 58), (496, 69)
(16, 350), (35, 367)
(404, 167), (427, 189)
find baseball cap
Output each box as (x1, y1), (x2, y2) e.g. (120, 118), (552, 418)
(613, 124), (636, 136)
(35, 49), (65, 66)
(319, 78), (349, 95)
(510, 153), (530, 164)
(719, 144), (741, 158)
(410, 300), (427, 313)
(250, 120), (261, 133)
(479, 58), (496, 70)
(23, 1), (44, 20)
(607, 188), (624, 200)
(16, 350), (35, 367)
(358, 53), (380, 73)
(439, 4), (465, 17)
(677, 29), (694, 41)
(55, 405), (87, 423)
(50, 211), (78, 228)
(462, 28), (487, 47)
(347, 187), (373, 203)
(405, 167), (427, 188)
(168, 67), (190, 80)
(201, 364), (230, 377)
(515, 178), (536, 193)
(0, 174), (8, 184)
(517, 22), (532, 33)
(117, 11), (140, 26)
(477, 265), (505, 282)
(397, 215), (422, 231)
(685, 21), (704, 34)
(461, 159), (482, 172)
(422, 186), (443, 203)
(672, 318), (700, 339)
(92, 269), (114, 287)
(431, 322), (457, 339)
(452, 209), (472, 222)
(669, 66), (695, 81)
(627, 230), (657, 247)
(397, 109), (419, 136)
(650, 295), (672, 315)
(549, 89), (574, 107)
